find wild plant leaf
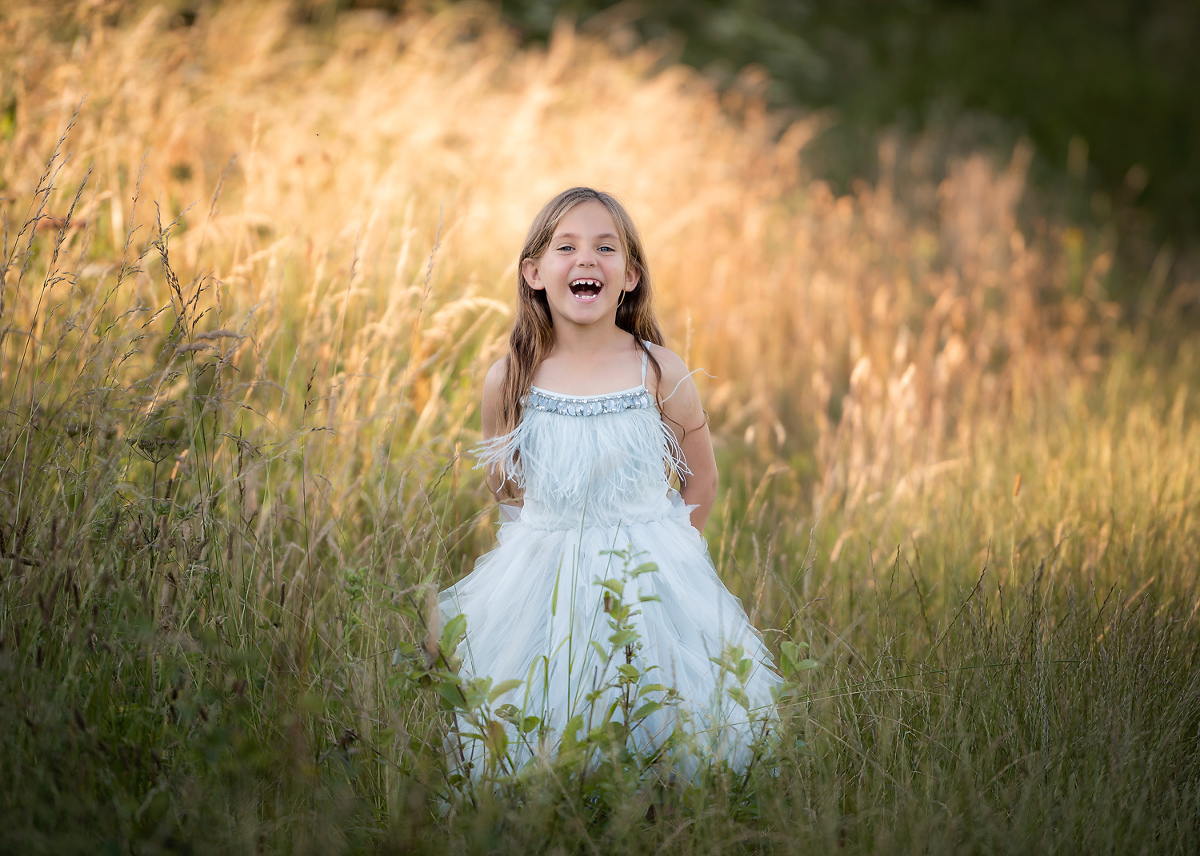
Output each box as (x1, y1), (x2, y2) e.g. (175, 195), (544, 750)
(638, 594), (662, 603)
(520, 716), (540, 734)
(485, 718), (508, 757)
(601, 699), (620, 726)
(779, 642), (797, 675)
(385, 674), (408, 691)
(608, 629), (637, 647)
(780, 640), (812, 676)
(439, 613), (466, 658)
(632, 701), (662, 720)
(460, 681), (487, 710)
(616, 664), (640, 680)
(638, 683), (669, 697)
(771, 681), (799, 702)
(494, 703), (519, 721)
(435, 682), (467, 710)
(736, 657), (753, 682)
(780, 640), (808, 658)
(608, 603), (631, 622)
(596, 577), (624, 597)
(590, 640), (608, 661)
(418, 570), (441, 588)
(560, 714), (585, 752)
(488, 678), (522, 703)
(727, 687), (750, 710)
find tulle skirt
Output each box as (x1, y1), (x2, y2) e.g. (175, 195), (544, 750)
(438, 493), (781, 779)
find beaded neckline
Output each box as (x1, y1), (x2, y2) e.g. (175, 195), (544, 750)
(525, 385), (654, 417)
(529, 383), (644, 399)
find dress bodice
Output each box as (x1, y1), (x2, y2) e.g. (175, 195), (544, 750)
(475, 355), (687, 529)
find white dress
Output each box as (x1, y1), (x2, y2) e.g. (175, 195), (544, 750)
(439, 350), (780, 777)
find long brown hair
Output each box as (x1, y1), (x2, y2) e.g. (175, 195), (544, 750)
(498, 187), (666, 434)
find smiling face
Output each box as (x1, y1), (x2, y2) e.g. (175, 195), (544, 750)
(521, 200), (640, 331)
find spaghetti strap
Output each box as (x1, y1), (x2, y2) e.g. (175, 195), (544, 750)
(640, 346), (649, 386)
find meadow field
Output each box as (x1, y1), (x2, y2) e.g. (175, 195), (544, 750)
(1, 3), (1199, 853)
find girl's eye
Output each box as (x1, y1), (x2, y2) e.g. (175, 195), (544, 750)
(599, 245), (615, 253)
(557, 244), (574, 252)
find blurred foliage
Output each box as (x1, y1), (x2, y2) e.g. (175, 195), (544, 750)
(477, 0), (1200, 253)
(53, 0), (1200, 257)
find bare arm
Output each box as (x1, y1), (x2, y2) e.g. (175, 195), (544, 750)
(652, 347), (718, 534)
(480, 357), (521, 504)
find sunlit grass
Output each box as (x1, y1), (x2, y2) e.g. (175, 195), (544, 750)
(1, 2), (1197, 853)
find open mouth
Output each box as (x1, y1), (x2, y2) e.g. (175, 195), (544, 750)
(569, 278), (603, 300)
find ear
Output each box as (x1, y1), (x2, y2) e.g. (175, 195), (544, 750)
(522, 258), (545, 291)
(624, 263), (641, 293)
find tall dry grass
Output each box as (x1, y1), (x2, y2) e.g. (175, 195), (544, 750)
(1, 2), (1198, 853)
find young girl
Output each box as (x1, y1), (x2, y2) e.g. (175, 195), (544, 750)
(440, 187), (779, 775)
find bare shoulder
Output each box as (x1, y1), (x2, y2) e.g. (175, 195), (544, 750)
(645, 342), (708, 435)
(644, 342), (690, 392)
(483, 355), (509, 396)
(645, 343), (705, 418)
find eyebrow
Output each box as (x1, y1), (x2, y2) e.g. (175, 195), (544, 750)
(554, 232), (619, 240)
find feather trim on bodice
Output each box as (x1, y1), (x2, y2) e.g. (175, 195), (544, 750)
(475, 384), (689, 517)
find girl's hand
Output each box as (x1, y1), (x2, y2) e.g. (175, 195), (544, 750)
(649, 345), (718, 534)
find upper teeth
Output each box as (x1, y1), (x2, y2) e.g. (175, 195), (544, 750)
(572, 279), (601, 286)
